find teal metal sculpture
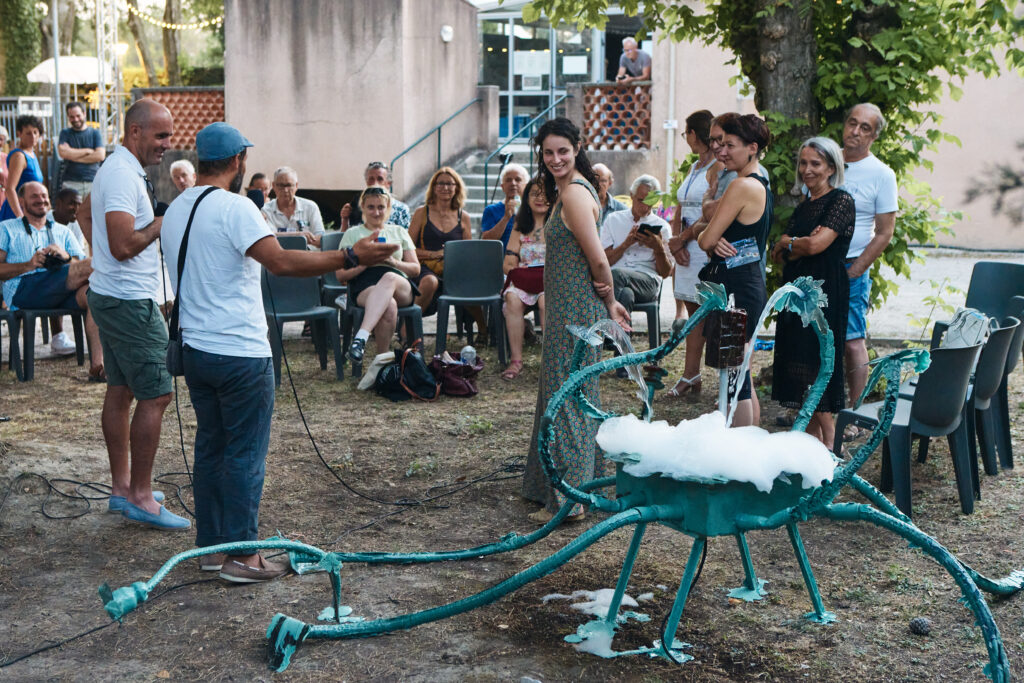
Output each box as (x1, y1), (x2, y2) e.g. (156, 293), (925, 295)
(98, 278), (1023, 680)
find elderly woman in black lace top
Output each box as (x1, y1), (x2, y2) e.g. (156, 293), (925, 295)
(770, 136), (856, 449)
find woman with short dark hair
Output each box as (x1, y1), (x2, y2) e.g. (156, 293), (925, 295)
(0, 115), (46, 221)
(694, 113), (773, 427)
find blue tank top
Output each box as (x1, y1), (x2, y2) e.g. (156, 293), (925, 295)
(0, 149), (44, 221)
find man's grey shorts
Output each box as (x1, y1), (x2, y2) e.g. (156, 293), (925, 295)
(87, 290), (172, 399)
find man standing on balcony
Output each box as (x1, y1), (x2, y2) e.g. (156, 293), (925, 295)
(615, 38), (651, 85)
(58, 102), (105, 196)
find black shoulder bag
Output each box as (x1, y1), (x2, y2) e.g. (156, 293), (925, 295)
(166, 187), (218, 376)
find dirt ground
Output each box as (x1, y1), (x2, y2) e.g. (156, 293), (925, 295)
(1, 330), (1023, 682)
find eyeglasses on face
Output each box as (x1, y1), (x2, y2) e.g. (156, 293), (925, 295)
(435, 181), (457, 188)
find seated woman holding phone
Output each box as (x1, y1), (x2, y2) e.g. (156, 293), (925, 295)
(337, 187), (421, 363)
(501, 177), (549, 380)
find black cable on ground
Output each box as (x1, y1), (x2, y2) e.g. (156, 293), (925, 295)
(0, 472), (112, 521)
(264, 272), (525, 515)
(0, 577), (217, 670)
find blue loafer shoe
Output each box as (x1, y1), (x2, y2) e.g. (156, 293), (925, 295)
(108, 491), (165, 513)
(121, 501), (191, 530)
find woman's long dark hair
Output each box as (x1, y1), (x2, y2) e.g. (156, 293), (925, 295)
(514, 177), (549, 236)
(533, 117), (599, 204)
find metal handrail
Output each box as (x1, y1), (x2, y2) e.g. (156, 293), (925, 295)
(390, 97), (482, 174)
(483, 94), (571, 200)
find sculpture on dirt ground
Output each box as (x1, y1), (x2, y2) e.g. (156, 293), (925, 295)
(99, 279), (1024, 681)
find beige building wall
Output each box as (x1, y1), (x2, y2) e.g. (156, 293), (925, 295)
(223, 0), (488, 196)
(920, 65), (1024, 250)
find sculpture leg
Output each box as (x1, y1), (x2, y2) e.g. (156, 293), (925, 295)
(604, 522), (647, 627)
(657, 536), (704, 663)
(728, 533), (768, 601)
(824, 503), (1012, 683)
(786, 523), (836, 624)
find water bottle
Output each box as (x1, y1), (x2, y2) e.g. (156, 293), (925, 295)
(460, 345), (477, 366)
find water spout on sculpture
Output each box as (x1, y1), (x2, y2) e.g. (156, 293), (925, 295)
(569, 320), (652, 420)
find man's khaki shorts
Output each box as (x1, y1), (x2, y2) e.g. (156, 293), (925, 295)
(87, 290), (172, 399)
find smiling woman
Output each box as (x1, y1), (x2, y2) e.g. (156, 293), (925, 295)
(521, 117), (630, 526)
(770, 136), (855, 450)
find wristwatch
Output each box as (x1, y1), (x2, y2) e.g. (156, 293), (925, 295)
(345, 246), (359, 267)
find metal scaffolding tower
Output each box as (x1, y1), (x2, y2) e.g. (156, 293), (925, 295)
(94, 0), (123, 145)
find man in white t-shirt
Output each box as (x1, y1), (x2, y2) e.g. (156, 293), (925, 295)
(162, 123), (397, 583)
(600, 174), (672, 317)
(840, 103), (898, 401)
(85, 99), (188, 530)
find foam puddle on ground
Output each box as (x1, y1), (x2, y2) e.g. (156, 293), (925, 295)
(596, 412), (836, 492)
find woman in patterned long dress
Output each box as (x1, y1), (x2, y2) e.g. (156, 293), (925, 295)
(770, 137), (855, 450)
(521, 118), (631, 525)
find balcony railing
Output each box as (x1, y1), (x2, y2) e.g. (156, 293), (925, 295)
(581, 81), (651, 151)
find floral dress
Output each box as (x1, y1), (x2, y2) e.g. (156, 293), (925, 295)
(522, 179), (609, 514)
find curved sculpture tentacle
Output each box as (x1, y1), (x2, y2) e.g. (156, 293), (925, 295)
(99, 539), (342, 622)
(823, 502), (1012, 683)
(331, 477), (624, 565)
(267, 504), (675, 671)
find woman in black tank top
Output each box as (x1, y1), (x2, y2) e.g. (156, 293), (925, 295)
(695, 113), (772, 428)
(408, 167), (472, 311)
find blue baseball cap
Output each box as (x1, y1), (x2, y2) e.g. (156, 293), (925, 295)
(196, 122), (253, 161)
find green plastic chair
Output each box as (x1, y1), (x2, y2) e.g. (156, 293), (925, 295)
(261, 269), (343, 386)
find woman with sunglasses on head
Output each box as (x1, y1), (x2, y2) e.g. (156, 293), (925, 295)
(337, 187), (421, 363)
(694, 113), (773, 428)
(521, 117), (631, 525)
(501, 176), (550, 380)
(407, 167), (472, 312)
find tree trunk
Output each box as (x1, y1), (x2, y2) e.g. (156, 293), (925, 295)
(126, 0), (158, 86)
(754, 0), (818, 137)
(38, 0), (76, 59)
(162, 0), (182, 86)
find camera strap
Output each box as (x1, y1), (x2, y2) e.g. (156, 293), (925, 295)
(168, 187), (219, 342)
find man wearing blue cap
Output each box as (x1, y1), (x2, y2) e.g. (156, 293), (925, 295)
(162, 122), (396, 583)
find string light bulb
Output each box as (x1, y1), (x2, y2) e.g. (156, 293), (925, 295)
(124, 3), (223, 31)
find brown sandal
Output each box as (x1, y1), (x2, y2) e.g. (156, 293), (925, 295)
(501, 360), (524, 381)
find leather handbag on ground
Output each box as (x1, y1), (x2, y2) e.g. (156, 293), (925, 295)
(374, 341), (440, 401)
(429, 353), (484, 397)
(166, 187), (218, 376)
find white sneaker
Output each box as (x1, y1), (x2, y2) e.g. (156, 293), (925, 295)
(50, 331), (76, 356)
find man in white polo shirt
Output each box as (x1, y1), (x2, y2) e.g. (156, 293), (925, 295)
(86, 98), (188, 530)
(600, 174), (673, 316)
(840, 103), (898, 402)
(162, 123), (399, 582)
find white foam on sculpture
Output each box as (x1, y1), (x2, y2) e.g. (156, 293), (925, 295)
(596, 412), (836, 493)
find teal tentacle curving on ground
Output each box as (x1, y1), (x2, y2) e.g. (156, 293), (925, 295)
(96, 279), (1024, 679)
